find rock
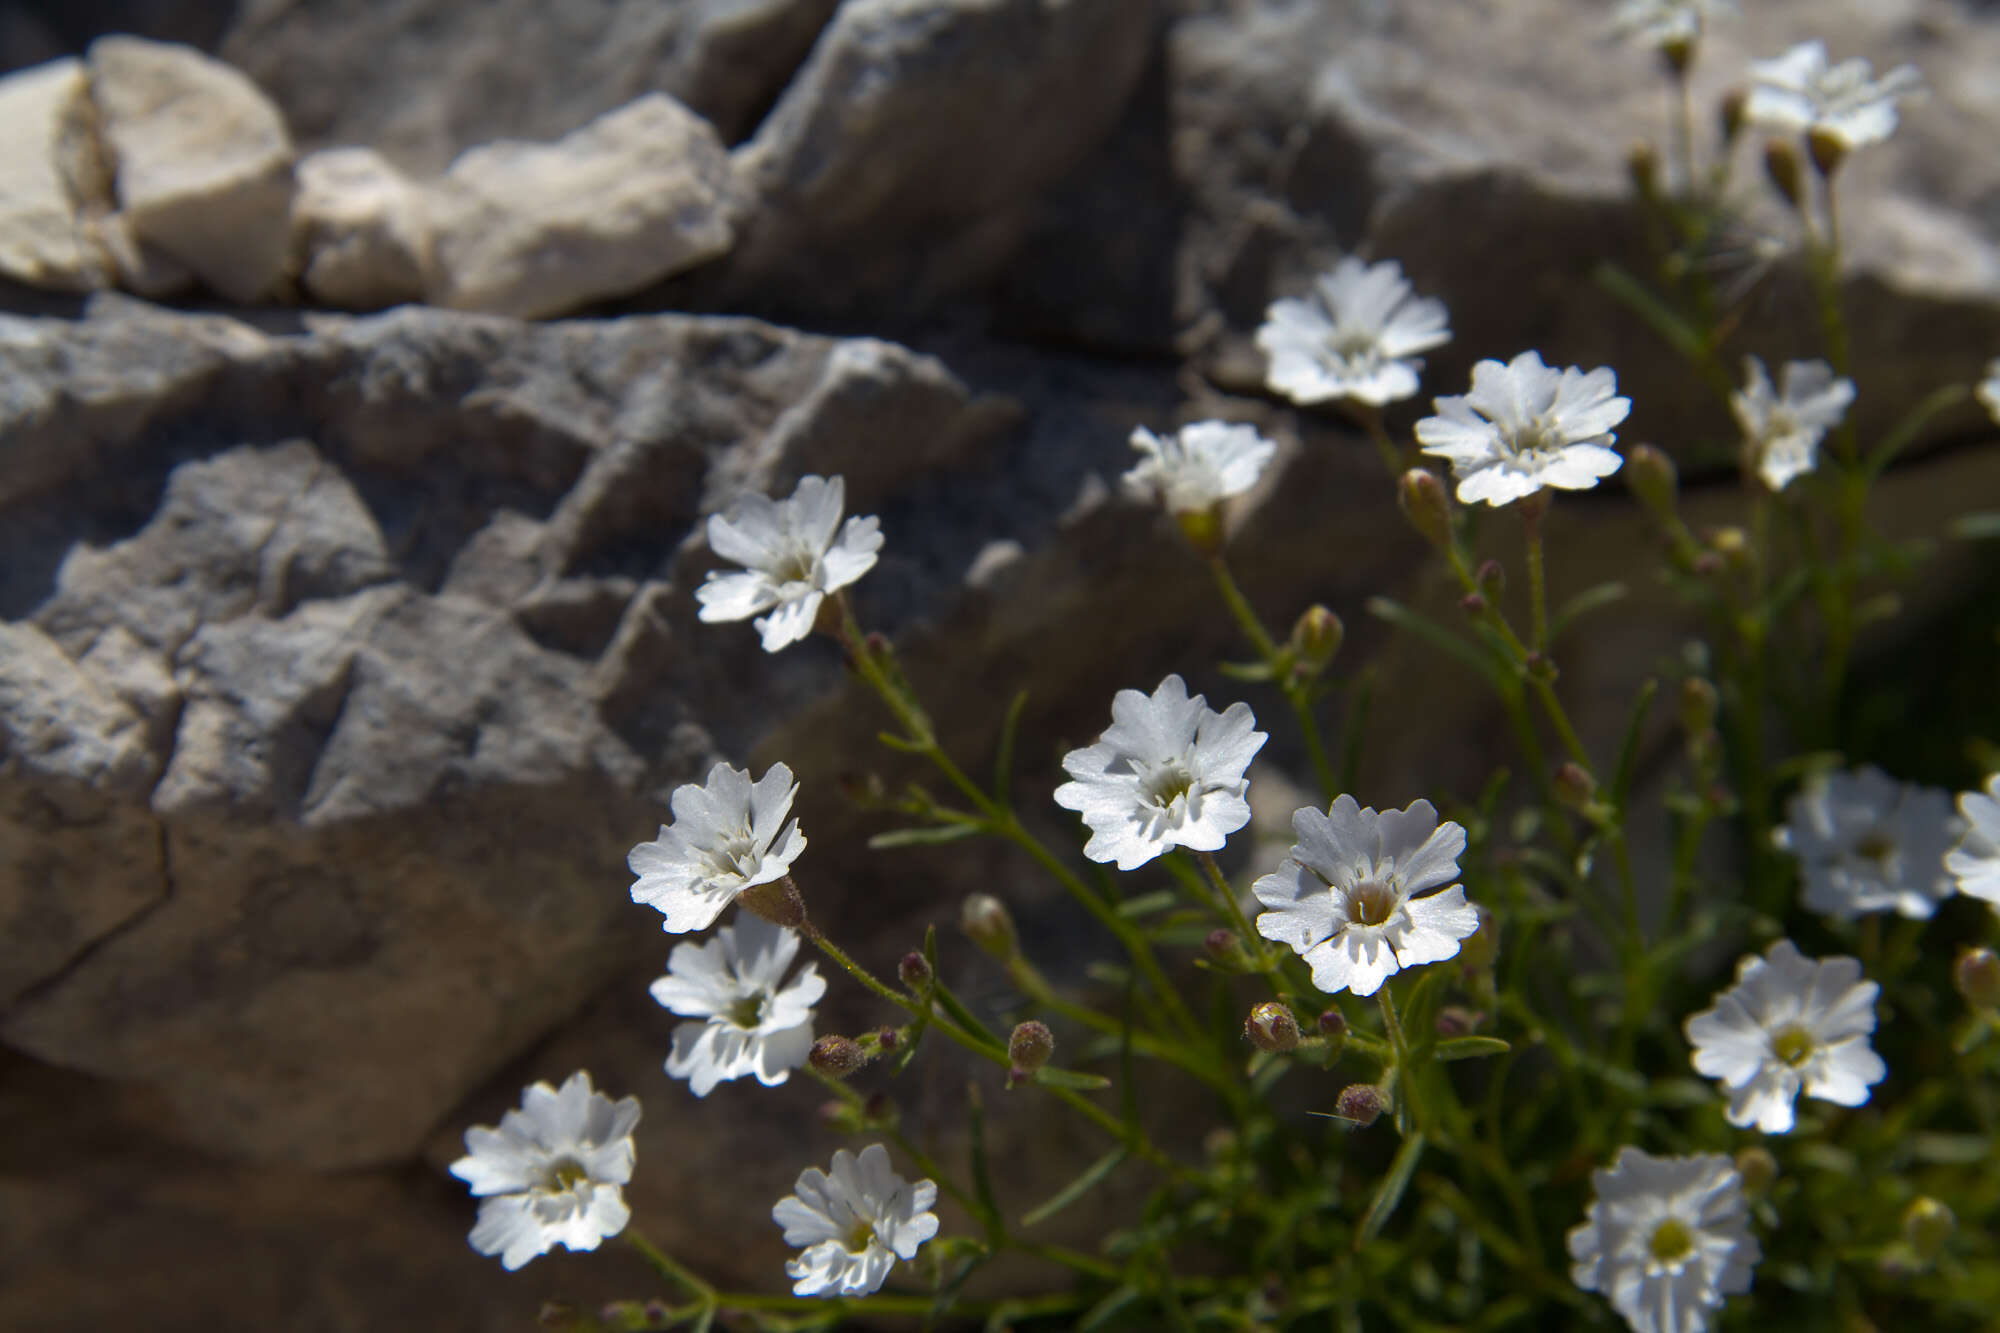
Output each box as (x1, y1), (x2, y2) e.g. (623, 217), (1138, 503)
(220, 0), (839, 172)
(424, 93), (735, 320)
(86, 35), (295, 303)
(710, 0), (1158, 318)
(291, 147), (429, 310)
(0, 297), (1017, 1170)
(0, 57), (114, 291)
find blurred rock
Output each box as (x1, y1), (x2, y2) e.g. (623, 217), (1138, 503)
(424, 94), (734, 319)
(0, 57), (114, 291)
(87, 35), (294, 304)
(291, 147), (429, 310)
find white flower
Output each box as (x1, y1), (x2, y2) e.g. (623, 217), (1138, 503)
(1123, 421), (1276, 514)
(1731, 357), (1854, 491)
(1612, 0), (1733, 52)
(1744, 40), (1924, 151)
(1775, 766), (1962, 920)
(448, 1071), (640, 1271)
(651, 913), (825, 1097)
(1256, 257), (1452, 407)
(1684, 939), (1885, 1134)
(1568, 1148), (1759, 1333)
(1052, 674), (1266, 871)
(772, 1144), (939, 1298)
(629, 761), (807, 933)
(1252, 795), (1480, 997)
(1414, 351), (1629, 506)
(1946, 773), (2000, 910)
(696, 474), (883, 652)
(1977, 357), (2000, 427)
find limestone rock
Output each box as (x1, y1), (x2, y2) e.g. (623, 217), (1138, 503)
(0, 57), (114, 291)
(424, 93), (735, 320)
(291, 147), (429, 310)
(714, 0), (1157, 317)
(86, 35), (295, 303)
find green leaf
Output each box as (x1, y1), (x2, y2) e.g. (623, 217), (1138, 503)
(1078, 1285), (1145, 1332)
(1217, 658), (1277, 682)
(1864, 382), (1969, 481)
(1032, 1066), (1114, 1092)
(1950, 511), (2000, 541)
(1020, 1148), (1128, 1228)
(966, 1084), (1003, 1239)
(931, 975), (1003, 1050)
(1610, 677), (1659, 815)
(1355, 1131), (1426, 1248)
(867, 822), (983, 849)
(1908, 1131), (1994, 1165)
(1367, 596), (1510, 693)
(1115, 890), (1178, 918)
(876, 729), (927, 753)
(1433, 1036), (1511, 1062)
(1551, 581), (1628, 642)
(992, 689), (1029, 807)
(1594, 261), (1709, 366)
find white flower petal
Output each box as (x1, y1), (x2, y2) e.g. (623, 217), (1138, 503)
(698, 474), (882, 652)
(1256, 257), (1451, 407)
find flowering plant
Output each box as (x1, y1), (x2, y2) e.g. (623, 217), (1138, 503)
(452, 16), (2000, 1333)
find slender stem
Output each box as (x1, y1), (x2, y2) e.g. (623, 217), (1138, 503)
(1206, 554), (1340, 798)
(1522, 503), (1550, 655)
(1196, 850), (1271, 968)
(1206, 554), (1278, 658)
(623, 1229), (715, 1302)
(1346, 401), (1409, 477)
(1673, 65), (1699, 199)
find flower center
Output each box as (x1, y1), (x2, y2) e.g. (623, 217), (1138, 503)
(726, 991), (767, 1029)
(1345, 879), (1399, 927)
(539, 1157), (590, 1193)
(705, 826), (763, 881)
(1329, 326), (1383, 364)
(1648, 1217), (1695, 1266)
(843, 1219), (878, 1253)
(1854, 831), (1895, 867)
(1771, 1023), (1816, 1068)
(770, 546), (818, 586)
(1505, 414), (1567, 462)
(1138, 759), (1197, 812)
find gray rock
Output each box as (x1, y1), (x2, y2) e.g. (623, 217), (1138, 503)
(291, 147), (430, 310)
(86, 35), (295, 303)
(424, 94), (736, 320)
(0, 57), (114, 291)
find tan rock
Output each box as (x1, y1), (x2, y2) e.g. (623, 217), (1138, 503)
(0, 57), (116, 291)
(291, 146), (430, 310)
(425, 92), (734, 319)
(87, 35), (296, 303)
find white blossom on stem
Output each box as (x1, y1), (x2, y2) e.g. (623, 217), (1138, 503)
(1568, 1148), (1760, 1333)
(1123, 421), (1276, 514)
(629, 762), (807, 933)
(1946, 773), (2000, 910)
(772, 1144), (939, 1297)
(1256, 258), (1451, 407)
(651, 914), (825, 1096)
(1414, 351), (1629, 506)
(696, 474), (883, 652)
(1744, 41), (1924, 152)
(1776, 766), (1962, 920)
(1730, 356), (1854, 491)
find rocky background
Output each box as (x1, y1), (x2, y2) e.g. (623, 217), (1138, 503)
(3, 1), (2000, 1329)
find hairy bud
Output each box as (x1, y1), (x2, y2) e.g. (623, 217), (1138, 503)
(1245, 1001), (1301, 1052)
(1763, 139), (1806, 211)
(1679, 676), (1719, 738)
(1954, 946), (2000, 1011)
(1398, 468), (1454, 550)
(898, 951), (933, 993)
(1626, 443), (1678, 519)
(1553, 762), (1598, 811)
(1288, 605), (1345, 677)
(1006, 1020), (1055, 1087)
(809, 1034), (868, 1079)
(1333, 1083), (1387, 1128)
(1435, 1005), (1484, 1038)
(1807, 126), (1847, 180)
(1903, 1197), (1954, 1263)
(960, 893), (1018, 961)
(1204, 928), (1253, 972)
(1318, 1007), (1348, 1038)
(1718, 88), (1748, 148)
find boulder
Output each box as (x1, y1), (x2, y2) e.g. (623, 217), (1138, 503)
(424, 94), (735, 320)
(0, 57), (114, 291)
(86, 35), (295, 303)
(291, 147), (430, 310)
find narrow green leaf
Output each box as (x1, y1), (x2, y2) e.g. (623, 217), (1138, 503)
(1433, 1036), (1511, 1062)
(1032, 1066), (1114, 1092)
(688, 1304), (715, 1333)
(931, 975), (1003, 1050)
(1950, 511), (2000, 541)
(876, 730), (927, 753)
(1114, 890), (1178, 918)
(1020, 1148), (1129, 1227)
(1908, 1131), (1994, 1164)
(1864, 382), (1969, 480)
(1551, 581), (1628, 642)
(1078, 1285), (1145, 1332)
(992, 688), (1029, 807)
(1610, 677), (1659, 815)
(1355, 1131), (1426, 1248)
(966, 1084), (1003, 1239)
(1217, 659), (1277, 682)
(1367, 596), (1510, 692)
(1595, 261), (1708, 366)
(867, 822), (983, 850)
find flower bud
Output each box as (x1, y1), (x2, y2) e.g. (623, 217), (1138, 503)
(1435, 1005), (1484, 1038)
(1903, 1197), (1954, 1263)
(1524, 651), (1558, 683)
(1658, 35), (1693, 78)
(1288, 605), (1344, 677)
(1708, 526), (1749, 567)
(1333, 1083), (1386, 1128)
(898, 951), (933, 992)
(1318, 1007), (1348, 1038)
(1457, 905), (1499, 974)
(1245, 1001), (1301, 1052)
(1553, 761), (1597, 811)
(863, 1091), (899, 1128)
(1954, 946), (2000, 1010)
(1398, 468), (1454, 550)
(1204, 927), (1253, 972)
(1459, 591), (1487, 616)
(1763, 139), (1806, 211)
(1718, 87), (1748, 149)
(1807, 126), (1847, 180)
(1626, 443), (1678, 519)
(1733, 1146), (1778, 1195)
(1626, 140), (1661, 202)
(809, 1034), (868, 1078)
(874, 1025), (900, 1052)
(960, 893), (1018, 961)
(737, 876), (809, 930)
(1006, 1020), (1054, 1087)
(1680, 676), (1719, 738)
(1474, 558), (1505, 599)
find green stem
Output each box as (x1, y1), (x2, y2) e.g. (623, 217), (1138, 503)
(1205, 554), (1340, 799)
(1523, 503), (1550, 655)
(623, 1229), (715, 1302)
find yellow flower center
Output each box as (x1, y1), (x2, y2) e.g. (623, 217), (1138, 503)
(1649, 1217), (1695, 1265)
(1771, 1023), (1816, 1068)
(1346, 879), (1399, 927)
(541, 1157), (590, 1192)
(1854, 832), (1895, 866)
(843, 1219), (878, 1253)
(1139, 760), (1196, 811)
(727, 993), (767, 1029)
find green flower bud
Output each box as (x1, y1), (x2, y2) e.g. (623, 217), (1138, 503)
(1288, 605), (1345, 677)
(1398, 468), (1454, 551)
(1719, 88), (1749, 149)
(1954, 946), (2000, 1011)
(1626, 443), (1678, 519)
(1204, 928), (1254, 972)
(1006, 1020), (1055, 1087)
(1475, 558), (1505, 599)
(1627, 140), (1661, 201)
(1680, 676), (1719, 738)
(1733, 1146), (1778, 1195)
(1245, 1001), (1301, 1052)
(1553, 761), (1597, 810)
(960, 893), (1018, 961)
(1903, 1197), (1954, 1263)
(898, 951), (933, 992)
(1764, 139), (1807, 211)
